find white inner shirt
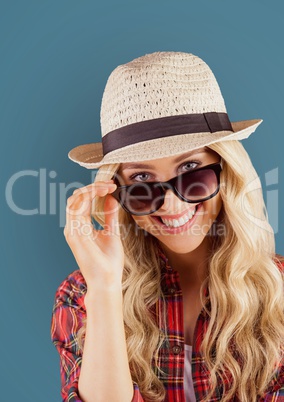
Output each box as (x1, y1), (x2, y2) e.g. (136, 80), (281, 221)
(184, 344), (196, 402)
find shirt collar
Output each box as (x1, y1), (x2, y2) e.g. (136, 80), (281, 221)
(157, 242), (210, 302)
(157, 243), (174, 272)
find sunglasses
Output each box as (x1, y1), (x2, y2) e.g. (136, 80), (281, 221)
(111, 161), (222, 216)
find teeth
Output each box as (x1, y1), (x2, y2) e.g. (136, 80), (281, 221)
(173, 219), (179, 228)
(161, 207), (197, 228)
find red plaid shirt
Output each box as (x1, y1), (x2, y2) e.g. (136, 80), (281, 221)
(51, 250), (284, 401)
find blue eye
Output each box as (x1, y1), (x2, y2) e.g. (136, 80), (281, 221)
(181, 161), (200, 171)
(129, 172), (151, 182)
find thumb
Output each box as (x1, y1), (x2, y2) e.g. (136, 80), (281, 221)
(103, 193), (121, 236)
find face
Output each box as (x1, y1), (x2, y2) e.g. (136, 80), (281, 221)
(116, 147), (223, 254)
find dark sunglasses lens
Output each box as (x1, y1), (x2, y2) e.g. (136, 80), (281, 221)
(119, 183), (163, 214)
(177, 169), (218, 201)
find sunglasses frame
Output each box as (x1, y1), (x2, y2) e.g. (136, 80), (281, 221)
(111, 161), (223, 216)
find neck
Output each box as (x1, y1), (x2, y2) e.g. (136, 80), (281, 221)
(159, 237), (211, 287)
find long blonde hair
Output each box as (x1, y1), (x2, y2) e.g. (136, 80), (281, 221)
(78, 140), (284, 402)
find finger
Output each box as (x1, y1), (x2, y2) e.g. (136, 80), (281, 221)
(65, 183), (117, 234)
(69, 182), (117, 217)
(69, 182), (116, 209)
(103, 193), (121, 237)
(73, 180), (116, 195)
(65, 195), (93, 239)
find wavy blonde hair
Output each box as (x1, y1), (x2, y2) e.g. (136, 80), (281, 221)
(78, 140), (284, 402)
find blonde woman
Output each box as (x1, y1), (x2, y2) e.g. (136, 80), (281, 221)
(51, 52), (284, 402)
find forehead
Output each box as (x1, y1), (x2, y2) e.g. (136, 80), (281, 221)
(120, 147), (216, 171)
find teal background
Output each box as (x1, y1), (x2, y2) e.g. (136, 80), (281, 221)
(1, 0), (283, 400)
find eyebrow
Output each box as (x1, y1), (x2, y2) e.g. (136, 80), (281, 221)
(122, 149), (209, 170)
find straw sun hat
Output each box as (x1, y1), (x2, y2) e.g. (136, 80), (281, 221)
(68, 51), (262, 169)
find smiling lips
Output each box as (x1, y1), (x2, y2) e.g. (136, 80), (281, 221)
(154, 205), (199, 228)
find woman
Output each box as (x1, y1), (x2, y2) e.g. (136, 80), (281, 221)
(51, 51), (284, 402)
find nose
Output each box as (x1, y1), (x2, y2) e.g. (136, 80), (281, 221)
(158, 188), (186, 213)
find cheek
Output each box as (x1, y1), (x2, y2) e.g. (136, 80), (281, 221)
(131, 215), (151, 230)
(203, 194), (223, 219)
(131, 215), (160, 237)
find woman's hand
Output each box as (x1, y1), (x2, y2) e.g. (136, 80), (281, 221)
(64, 181), (135, 402)
(64, 180), (124, 289)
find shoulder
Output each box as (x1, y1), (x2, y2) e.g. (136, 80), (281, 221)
(51, 270), (87, 347)
(273, 254), (284, 273)
(264, 356), (284, 396)
(53, 269), (87, 310)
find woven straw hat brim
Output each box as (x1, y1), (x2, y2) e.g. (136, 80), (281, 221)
(68, 118), (262, 169)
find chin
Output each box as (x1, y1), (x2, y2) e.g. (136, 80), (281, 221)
(157, 234), (206, 255)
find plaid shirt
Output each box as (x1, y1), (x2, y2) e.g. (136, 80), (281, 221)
(51, 250), (284, 401)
